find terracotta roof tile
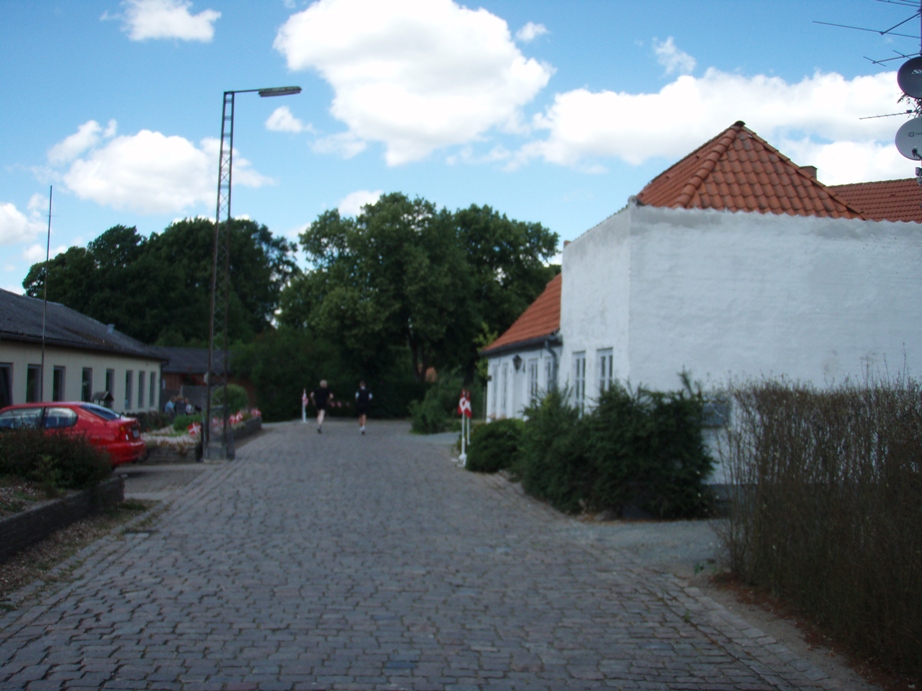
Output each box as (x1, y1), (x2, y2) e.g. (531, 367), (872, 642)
(481, 274), (561, 354)
(827, 179), (922, 223)
(635, 121), (865, 219)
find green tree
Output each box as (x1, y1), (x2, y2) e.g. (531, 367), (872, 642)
(280, 194), (558, 382)
(23, 219), (298, 346)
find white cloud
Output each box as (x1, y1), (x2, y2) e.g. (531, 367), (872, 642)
(47, 120), (117, 165)
(0, 202), (46, 247)
(47, 122), (272, 215)
(516, 22), (548, 43)
(23, 242), (69, 264)
(265, 106), (312, 133)
(337, 189), (382, 216)
(653, 36), (695, 76)
(274, 0), (553, 165)
(312, 132), (367, 159)
(517, 68), (908, 184)
(118, 0), (220, 42)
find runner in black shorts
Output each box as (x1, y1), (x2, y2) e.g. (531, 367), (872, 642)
(355, 381), (372, 435)
(311, 380), (333, 433)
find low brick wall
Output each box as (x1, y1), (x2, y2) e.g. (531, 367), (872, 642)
(0, 475), (125, 564)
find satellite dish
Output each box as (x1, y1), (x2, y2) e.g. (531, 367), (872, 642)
(898, 56), (922, 98)
(895, 118), (922, 160)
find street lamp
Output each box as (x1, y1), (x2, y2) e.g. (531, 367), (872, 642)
(203, 85), (301, 461)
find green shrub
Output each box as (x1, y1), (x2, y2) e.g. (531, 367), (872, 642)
(131, 410), (171, 432)
(0, 428), (111, 491)
(513, 388), (590, 514)
(409, 373), (471, 434)
(466, 418), (524, 473)
(409, 389), (451, 434)
(587, 380), (714, 518)
(172, 413), (202, 432)
(212, 383), (249, 414)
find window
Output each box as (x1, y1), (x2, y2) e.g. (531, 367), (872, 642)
(26, 365), (40, 402)
(545, 357), (555, 393)
(43, 406), (78, 429)
(573, 352), (586, 412)
(138, 371), (145, 409)
(0, 364), (11, 408)
(501, 363), (509, 418)
(125, 370), (133, 411)
(490, 366), (499, 417)
(149, 372), (157, 408)
(598, 348), (614, 395)
(105, 369), (115, 400)
(52, 366), (65, 401)
(81, 368), (93, 402)
(527, 358), (539, 406)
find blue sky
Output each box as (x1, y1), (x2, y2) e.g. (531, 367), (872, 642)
(2, 0), (920, 294)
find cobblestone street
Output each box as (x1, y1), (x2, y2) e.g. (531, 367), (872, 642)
(0, 421), (867, 690)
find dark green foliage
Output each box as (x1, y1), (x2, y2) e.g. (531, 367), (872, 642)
(212, 383), (249, 414)
(512, 379), (715, 518)
(22, 219), (298, 345)
(130, 411), (172, 432)
(0, 428), (111, 491)
(281, 194), (558, 381)
(232, 328), (428, 422)
(409, 373), (483, 434)
(513, 388), (591, 514)
(587, 380), (714, 518)
(466, 418), (524, 473)
(172, 413), (202, 432)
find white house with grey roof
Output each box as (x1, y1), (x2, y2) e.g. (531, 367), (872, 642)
(0, 289), (165, 413)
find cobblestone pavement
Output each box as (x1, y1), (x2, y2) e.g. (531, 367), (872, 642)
(0, 420), (866, 690)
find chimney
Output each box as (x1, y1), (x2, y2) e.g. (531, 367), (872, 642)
(799, 165), (818, 180)
(563, 240), (571, 248)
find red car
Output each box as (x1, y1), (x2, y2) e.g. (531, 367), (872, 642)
(0, 402), (146, 467)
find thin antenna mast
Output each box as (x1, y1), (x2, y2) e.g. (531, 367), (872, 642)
(40, 186), (52, 403)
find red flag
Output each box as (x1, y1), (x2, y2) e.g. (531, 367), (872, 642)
(458, 389), (472, 418)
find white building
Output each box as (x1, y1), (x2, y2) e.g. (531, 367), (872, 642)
(484, 121), (922, 417)
(481, 274), (561, 419)
(0, 289), (165, 413)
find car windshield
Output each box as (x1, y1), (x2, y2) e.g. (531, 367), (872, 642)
(79, 403), (121, 421)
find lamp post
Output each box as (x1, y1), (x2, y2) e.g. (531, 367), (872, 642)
(203, 86), (301, 460)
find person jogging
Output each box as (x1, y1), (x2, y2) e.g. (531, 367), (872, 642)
(355, 381), (372, 434)
(310, 380), (334, 433)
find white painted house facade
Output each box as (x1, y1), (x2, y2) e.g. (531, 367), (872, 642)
(484, 121), (922, 423)
(0, 289), (165, 414)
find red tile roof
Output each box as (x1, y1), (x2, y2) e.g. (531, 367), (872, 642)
(481, 273), (561, 354)
(636, 121), (864, 219)
(827, 179), (922, 223)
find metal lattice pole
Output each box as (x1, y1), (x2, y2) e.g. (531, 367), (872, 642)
(204, 86), (300, 460)
(205, 91), (235, 459)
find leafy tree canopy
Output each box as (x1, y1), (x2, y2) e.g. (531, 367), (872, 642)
(279, 193), (558, 381)
(23, 219), (298, 345)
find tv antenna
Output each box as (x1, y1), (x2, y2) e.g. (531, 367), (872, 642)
(818, 1), (922, 187)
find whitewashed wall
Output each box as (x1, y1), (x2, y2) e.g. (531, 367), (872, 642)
(0, 342), (163, 413)
(562, 203), (922, 394)
(484, 345), (561, 420)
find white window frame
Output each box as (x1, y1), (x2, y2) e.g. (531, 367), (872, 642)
(527, 358), (539, 407)
(598, 348), (614, 395)
(573, 351), (586, 412)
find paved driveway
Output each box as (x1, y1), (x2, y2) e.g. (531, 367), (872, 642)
(0, 421), (863, 690)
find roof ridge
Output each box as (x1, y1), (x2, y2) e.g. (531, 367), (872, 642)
(673, 122), (743, 207)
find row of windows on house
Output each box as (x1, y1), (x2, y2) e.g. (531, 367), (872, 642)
(0, 364), (158, 411)
(489, 348), (615, 418)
